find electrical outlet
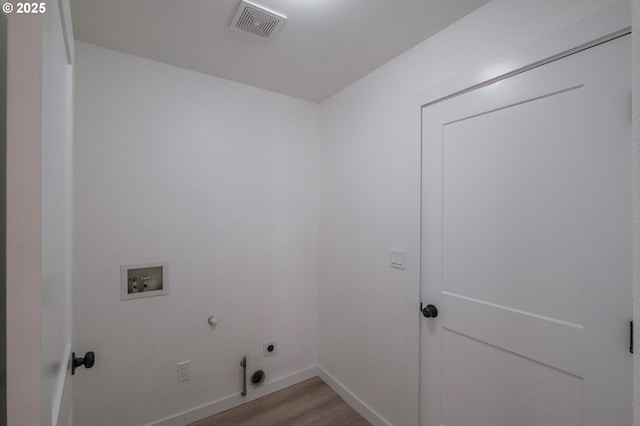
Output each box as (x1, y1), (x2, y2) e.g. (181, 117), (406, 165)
(177, 361), (191, 382)
(263, 340), (278, 357)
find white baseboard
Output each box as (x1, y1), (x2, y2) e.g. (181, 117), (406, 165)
(317, 366), (392, 426)
(146, 366), (319, 426)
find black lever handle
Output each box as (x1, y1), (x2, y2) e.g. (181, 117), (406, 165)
(72, 351), (95, 375)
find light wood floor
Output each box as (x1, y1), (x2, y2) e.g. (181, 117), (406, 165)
(189, 377), (371, 426)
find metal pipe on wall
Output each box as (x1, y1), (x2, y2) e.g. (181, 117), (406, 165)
(240, 356), (247, 397)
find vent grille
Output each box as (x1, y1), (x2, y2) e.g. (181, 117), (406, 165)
(231, 1), (287, 39)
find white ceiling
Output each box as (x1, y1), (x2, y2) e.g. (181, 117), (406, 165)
(69, 0), (491, 102)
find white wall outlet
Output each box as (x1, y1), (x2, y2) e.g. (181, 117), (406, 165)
(177, 361), (191, 382)
(390, 249), (406, 270)
(263, 340), (278, 357)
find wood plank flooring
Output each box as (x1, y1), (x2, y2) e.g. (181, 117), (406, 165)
(189, 377), (371, 426)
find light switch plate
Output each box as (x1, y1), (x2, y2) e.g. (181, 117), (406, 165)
(390, 249), (406, 270)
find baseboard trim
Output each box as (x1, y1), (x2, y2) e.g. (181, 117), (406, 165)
(317, 366), (392, 426)
(146, 365), (319, 426)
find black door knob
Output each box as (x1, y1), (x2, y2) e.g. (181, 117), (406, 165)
(72, 351), (95, 375)
(421, 304), (438, 318)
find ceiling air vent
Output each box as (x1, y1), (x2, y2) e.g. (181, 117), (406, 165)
(230, 0), (287, 40)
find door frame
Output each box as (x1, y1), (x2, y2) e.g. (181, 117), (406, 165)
(406, 3), (632, 425)
(5, 1), (75, 425)
(5, 11), (44, 426)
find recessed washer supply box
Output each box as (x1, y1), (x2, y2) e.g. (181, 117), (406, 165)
(120, 262), (169, 300)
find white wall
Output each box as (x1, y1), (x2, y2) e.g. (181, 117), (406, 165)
(42, 0), (74, 424)
(318, 1), (626, 425)
(73, 43), (319, 425)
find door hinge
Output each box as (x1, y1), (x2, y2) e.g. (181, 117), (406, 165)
(630, 321), (633, 354)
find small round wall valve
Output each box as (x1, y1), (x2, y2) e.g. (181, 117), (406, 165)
(208, 315), (219, 327)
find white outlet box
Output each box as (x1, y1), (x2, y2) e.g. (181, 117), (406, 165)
(177, 361), (191, 382)
(263, 340), (278, 357)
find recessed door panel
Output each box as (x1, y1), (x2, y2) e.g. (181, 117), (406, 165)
(442, 86), (588, 326)
(441, 329), (582, 426)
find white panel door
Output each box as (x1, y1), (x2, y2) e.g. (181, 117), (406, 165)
(420, 34), (632, 426)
